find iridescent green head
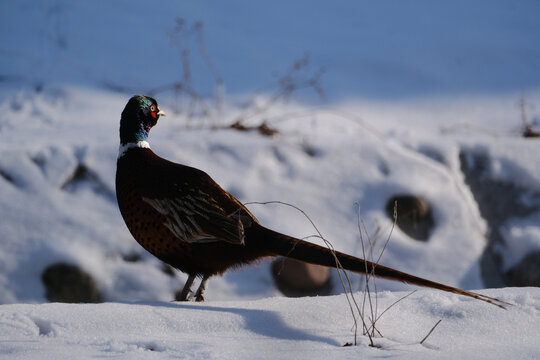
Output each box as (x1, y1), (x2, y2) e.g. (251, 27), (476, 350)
(119, 95), (166, 145)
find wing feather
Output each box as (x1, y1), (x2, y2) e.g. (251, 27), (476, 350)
(143, 192), (245, 245)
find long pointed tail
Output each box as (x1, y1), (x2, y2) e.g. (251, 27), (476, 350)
(249, 226), (510, 309)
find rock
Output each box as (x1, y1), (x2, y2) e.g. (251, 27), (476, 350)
(460, 150), (540, 287)
(271, 257), (332, 297)
(42, 263), (101, 303)
(505, 251), (540, 287)
(386, 195), (434, 241)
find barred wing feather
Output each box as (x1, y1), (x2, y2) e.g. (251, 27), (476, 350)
(142, 193), (245, 245)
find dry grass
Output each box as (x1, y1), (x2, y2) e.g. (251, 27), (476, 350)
(247, 200), (419, 347)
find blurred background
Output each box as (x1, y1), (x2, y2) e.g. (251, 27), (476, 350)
(1, 0), (539, 304)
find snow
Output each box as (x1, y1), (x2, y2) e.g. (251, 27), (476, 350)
(1, 288), (539, 359)
(1, 0), (540, 358)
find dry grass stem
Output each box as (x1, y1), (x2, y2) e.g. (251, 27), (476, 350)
(420, 319), (443, 345)
(245, 200), (364, 346)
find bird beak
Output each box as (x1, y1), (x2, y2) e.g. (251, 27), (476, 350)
(157, 108), (167, 117)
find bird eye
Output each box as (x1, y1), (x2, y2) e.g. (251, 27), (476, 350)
(150, 104), (156, 112)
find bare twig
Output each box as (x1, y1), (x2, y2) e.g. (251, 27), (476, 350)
(357, 207), (376, 344)
(369, 290), (417, 334)
(231, 52), (326, 128)
(520, 92), (528, 129)
(420, 319), (443, 345)
(353, 199), (401, 345)
(245, 200), (363, 346)
(520, 92), (540, 138)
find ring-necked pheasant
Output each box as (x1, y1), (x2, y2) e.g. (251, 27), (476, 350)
(116, 95), (508, 308)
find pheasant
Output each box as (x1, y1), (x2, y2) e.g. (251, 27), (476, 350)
(116, 95), (508, 308)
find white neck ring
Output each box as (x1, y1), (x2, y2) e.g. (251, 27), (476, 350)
(118, 141), (151, 158)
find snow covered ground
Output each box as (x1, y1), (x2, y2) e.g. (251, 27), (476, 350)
(1, 0), (540, 358)
(1, 288), (539, 359)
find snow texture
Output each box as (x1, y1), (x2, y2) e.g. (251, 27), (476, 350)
(0, 288), (539, 359)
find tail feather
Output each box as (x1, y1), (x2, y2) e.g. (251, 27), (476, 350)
(251, 226), (510, 309)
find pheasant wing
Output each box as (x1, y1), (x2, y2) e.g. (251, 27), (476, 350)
(141, 162), (255, 245)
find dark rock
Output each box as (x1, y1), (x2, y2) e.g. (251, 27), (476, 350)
(271, 257), (332, 297)
(505, 251), (540, 287)
(459, 150), (540, 287)
(459, 152), (538, 225)
(42, 263), (101, 303)
(386, 195), (434, 241)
